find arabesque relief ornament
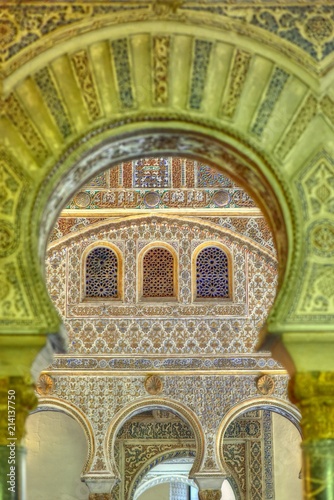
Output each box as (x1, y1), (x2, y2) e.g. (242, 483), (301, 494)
(144, 375), (163, 395)
(256, 374), (275, 396)
(199, 490), (222, 500)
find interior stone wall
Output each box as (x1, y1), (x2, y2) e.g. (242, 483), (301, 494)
(25, 411), (89, 500)
(272, 413), (302, 500)
(46, 216), (277, 356)
(137, 483), (169, 500)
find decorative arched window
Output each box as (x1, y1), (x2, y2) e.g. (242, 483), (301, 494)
(85, 245), (120, 299)
(140, 244), (177, 300)
(195, 245), (230, 299)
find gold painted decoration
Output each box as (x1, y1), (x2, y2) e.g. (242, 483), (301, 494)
(36, 374), (54, 396)
(74, 191), (92, 208)
(212, 190), (230, 207)
(143, 191), (160, 208)
(220, 49), (251, 119)
(89, 495), (111, 500)
(152, 35), (170, 105)
(199, 490), (222, 500)
(71, 49), (102, 121)
(256, 375), (275, 395)
(144, 375), (163, 395)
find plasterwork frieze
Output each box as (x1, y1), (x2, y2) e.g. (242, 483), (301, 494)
(70, 49), (103, 122)
(189, 39), (213, 110)
(45, 373), (289, 473)
(34, 66), (73, 139)
(50, 355), (282, 372)
(220, 49), (251, 120)
(50, 215), (275, 255)
(1, 1), (334, 79)
(152, 35), (170, 105)
(46, 216), (277, 355)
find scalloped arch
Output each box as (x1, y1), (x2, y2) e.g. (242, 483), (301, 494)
(105, 397), (206, 478)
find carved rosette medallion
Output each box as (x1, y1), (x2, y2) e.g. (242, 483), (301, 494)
(256, 374), (275, 395)
(144, 191), (160, 208)
(212, 189), (230, 207)
(74, 191), (91, 208)
(310, 222), (334, 256)
(144, 375), (163, 395)
(36, 374), (54, 396)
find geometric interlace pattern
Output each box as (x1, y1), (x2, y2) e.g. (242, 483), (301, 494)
(85, 247), (118, 298)
(142, 247), (174, 297)
(196, 246), (229, 298)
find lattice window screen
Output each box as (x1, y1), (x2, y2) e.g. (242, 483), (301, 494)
(85, 247), (118, 298)
(142, 247), (175, 298)
(196, 246), (229, 298)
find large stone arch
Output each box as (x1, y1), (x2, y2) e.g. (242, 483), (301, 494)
(3, 13), (334, 382)
(216, 396), (301, 473)
(105, 397), (206, 479)
(32, 397), (95, 474)
(130, 448), (197, 500)
(1, 7), (334, 499)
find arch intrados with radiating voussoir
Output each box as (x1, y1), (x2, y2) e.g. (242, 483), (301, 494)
(1, 19), (305, 344)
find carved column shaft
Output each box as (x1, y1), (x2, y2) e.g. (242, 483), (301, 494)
(0, 376), (37, 500)
(290, 372), (334, 499)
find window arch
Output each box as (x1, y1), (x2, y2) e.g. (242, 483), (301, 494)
(139, 243), (177, 300)
(193, 243), (231, 300)
(83, 243), (122, 300)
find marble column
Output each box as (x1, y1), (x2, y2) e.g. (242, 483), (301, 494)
(291, 372), (334, 499)
(0, 376), (37, 500)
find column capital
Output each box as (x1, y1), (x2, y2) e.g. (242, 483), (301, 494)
(198, 490), (222, 500)
(290, 371), (334, 441)
(0, 376), (37, 445)
(83, 476), (119, 498)
(193, 474), (225, 493)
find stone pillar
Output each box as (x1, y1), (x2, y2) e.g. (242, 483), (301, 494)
(290, 372), (334, 499)
(0, 376), (37, 500)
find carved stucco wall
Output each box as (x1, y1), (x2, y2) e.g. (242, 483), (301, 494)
(46, 215), (277, 355)
(36, 159), (296, 486)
